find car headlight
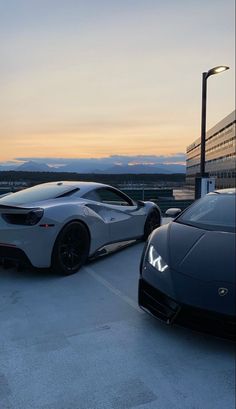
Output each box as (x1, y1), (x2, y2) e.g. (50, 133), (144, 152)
(147, 245), (168, 272)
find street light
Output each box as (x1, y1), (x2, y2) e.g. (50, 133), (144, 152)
(200, 65), (229, 177)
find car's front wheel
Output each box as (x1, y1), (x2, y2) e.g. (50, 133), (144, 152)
(51, 221), (90, 275)
(143, 209), (161, 240)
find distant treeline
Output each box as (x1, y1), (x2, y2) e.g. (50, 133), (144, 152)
(0, 171), (185, 186)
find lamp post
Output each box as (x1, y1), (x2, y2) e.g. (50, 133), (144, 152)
(200, 65), (229, 177)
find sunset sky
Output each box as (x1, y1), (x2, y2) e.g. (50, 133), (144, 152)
(0, 0), (235, 166)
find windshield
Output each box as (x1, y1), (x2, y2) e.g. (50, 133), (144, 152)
(177, 193), (235, 233)
(0, 183), (79, 206)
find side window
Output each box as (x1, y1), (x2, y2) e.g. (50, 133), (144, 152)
(97, 188), (133, 206)
(82, 190), (101, 202)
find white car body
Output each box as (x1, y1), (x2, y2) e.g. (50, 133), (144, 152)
(0, 181), (161, 269)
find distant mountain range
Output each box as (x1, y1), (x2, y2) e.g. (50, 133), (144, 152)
(16, 161), (53, 172)
(0, 160), (186, 174)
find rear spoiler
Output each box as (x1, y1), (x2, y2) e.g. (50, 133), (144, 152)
(0, 204), (39, 214)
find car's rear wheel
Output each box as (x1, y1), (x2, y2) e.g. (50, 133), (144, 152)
(51, 221), (90, 275)
(143, 209), (161, 240)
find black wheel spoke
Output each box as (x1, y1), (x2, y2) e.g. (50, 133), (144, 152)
(52, 221), (90, 275)
(59, 234), (83, 269)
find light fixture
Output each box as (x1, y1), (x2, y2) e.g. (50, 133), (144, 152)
(199, 65), (230, 181)
(206, 65), (229, 78)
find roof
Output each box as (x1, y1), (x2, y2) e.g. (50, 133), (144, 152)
(39, 181), (109, 194)
(0, 181), (111, 206)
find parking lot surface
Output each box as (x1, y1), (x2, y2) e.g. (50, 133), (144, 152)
(0, 241), (235, 409)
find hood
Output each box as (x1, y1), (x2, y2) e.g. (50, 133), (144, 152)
(168, 222), (235, 283)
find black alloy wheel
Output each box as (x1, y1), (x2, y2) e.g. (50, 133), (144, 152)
(143, 209), (161, 240)
(52, 221), (90, 275)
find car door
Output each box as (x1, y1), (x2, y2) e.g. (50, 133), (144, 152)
(94, 187), (147, 242)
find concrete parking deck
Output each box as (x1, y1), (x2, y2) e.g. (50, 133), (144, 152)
(0, 242), (235, 409)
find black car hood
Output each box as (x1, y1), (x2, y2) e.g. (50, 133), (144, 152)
(156, 222), (235, 283)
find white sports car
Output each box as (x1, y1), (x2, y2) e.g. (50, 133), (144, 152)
(0, 181), (161, 275)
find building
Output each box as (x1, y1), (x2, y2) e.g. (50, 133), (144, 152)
(186, 110), (236, 189)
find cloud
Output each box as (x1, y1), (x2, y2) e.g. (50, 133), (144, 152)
(15, 153), (186, 163)
(11, 153), (185, 168)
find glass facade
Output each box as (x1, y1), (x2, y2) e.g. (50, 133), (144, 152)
(186, 111), (236, 188)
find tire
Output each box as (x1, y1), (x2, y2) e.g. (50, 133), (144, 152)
(143, 209), (161, 241)
(51, 221), (90, 275)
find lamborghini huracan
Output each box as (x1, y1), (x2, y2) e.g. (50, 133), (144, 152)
(139, 189), (236, 340)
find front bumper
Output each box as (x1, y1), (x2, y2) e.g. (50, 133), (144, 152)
(139, 278), (236, 340)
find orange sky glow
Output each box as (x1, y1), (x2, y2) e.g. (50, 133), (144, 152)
(0, 1), (234, 164)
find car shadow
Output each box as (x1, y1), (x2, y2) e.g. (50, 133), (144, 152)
(0, 262), (56, 281)
(0, 240), (143, 281)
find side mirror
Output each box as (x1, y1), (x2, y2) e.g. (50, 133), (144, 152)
(165, 208), (182, 218)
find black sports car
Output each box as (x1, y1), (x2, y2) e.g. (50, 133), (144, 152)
(139, 189), (236, 340)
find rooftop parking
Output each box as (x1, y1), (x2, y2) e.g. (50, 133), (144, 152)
(0, 225), (235, 409)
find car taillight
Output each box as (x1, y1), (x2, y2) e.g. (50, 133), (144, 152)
(25, 209), (44, 225)
(2, 209), (44, 226)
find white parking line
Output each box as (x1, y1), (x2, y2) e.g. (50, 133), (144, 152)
(84, 265), (143, 313)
